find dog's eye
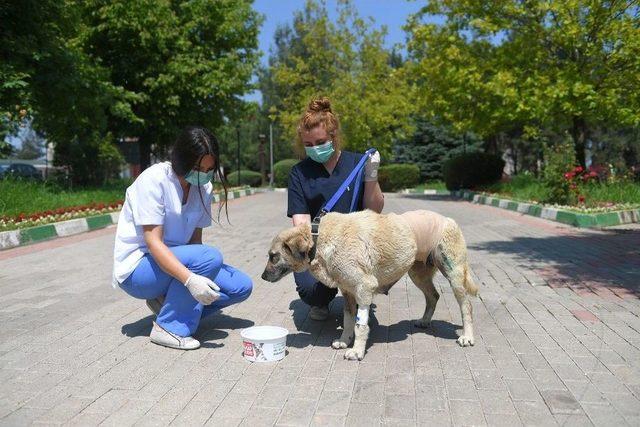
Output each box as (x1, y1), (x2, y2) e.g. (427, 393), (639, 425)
(269, 253), (280, 263)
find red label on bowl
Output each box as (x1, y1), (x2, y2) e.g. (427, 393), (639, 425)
(243, 341), (254, 357)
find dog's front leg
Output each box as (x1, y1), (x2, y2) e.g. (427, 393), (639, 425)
(332, 292), (356, 349)
(344, 281), (375, 361)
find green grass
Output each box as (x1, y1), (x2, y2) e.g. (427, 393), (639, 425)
(414, 180), (448, 191)
(0, 179), (129, 217)
(483, 174), (640, 207)
(483, 174), (549, 203)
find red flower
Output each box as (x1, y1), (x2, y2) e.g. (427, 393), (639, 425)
(564, 172), (574, 179)
(578, 195), (585, 203)
(574, 166), (584, 173)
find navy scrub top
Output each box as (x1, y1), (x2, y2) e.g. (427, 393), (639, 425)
(287, 150), (366, 219)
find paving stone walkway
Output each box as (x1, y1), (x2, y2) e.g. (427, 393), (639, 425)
(0, 191), (639, 426)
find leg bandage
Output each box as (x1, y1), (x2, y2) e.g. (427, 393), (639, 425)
(356, 305), (370, 326)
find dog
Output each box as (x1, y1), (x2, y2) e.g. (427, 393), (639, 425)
(261, 209), (478, 360)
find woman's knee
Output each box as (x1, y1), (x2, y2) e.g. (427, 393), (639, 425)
(189, 245), (223, 275)
(234, 273), (253, 302)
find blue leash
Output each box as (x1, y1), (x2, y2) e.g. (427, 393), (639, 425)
(313, 148), (377, 222)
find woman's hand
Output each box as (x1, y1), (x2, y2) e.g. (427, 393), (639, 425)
(184, 273), (220, 305)
(364, 151), (380, 182)
(363, 151), (384, 213)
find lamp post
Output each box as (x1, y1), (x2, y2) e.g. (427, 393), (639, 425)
(258, 133), (266, 186)
(269, 122), (274, 187)
(236, 125), (241, 186)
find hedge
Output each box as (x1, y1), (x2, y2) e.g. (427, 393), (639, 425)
(226, 170), (262, 187)
(378, 164), (421, 192)
(274, 159), (299, 187)
(442, 153), (504, 191)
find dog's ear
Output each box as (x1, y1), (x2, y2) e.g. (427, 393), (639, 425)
(285, 226), (313, 260)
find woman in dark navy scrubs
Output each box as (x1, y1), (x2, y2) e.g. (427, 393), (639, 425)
(287, 97), (384, 320)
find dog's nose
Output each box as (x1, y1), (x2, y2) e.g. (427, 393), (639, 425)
(261, 271), (268, 281)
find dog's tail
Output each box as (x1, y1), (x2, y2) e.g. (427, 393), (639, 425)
(463, 264), (479, 297)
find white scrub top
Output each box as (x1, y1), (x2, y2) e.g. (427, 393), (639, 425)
(112, 161), (213, 287)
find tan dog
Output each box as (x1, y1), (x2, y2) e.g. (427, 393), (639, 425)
(261, 209), (478, 360)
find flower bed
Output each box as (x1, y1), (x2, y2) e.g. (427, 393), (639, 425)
(0, 201), (124, 232)
(0, 185), (254, 232)
(476, 191), (639, 214)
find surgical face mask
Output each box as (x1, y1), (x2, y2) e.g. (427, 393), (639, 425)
(305, 140), (335, 163)
(185, 170), (214, 186)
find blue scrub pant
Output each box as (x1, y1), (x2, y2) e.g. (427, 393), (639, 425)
(294, 270), (338, 308)
(120, 244), (252, 337)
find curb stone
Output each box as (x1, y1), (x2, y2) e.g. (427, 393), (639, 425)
(0, 187), (256, 251)
(452, 190), (639, 228)
(401, 188), (451, 195)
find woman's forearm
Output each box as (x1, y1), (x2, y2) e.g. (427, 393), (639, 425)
(143, 225), (192, 283)
(363, 181), (384, 213)
(148, 242), (192, 284)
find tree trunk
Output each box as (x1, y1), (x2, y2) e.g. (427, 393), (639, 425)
(139, 137), (151, 171)
(571, 116), (587, 167)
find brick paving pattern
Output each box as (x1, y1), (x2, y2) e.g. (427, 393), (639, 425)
(0, 191), (639, 426)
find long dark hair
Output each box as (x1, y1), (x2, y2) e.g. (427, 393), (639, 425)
(170, 126), (229, 223)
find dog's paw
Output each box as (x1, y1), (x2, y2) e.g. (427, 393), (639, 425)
(413, 319), (431, 328)
(457, 335), (475, 347)
(332, 340), (348, 349)
(344, 348), (364, 361)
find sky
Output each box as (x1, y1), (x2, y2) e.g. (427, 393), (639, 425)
(245, 0), (428, 103)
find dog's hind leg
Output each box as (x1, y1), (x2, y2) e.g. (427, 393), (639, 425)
(408, 261), (439, 328)
(437, 222), (476, 347)
(332, 292), (356, 349)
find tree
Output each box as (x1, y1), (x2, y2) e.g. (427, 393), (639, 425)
(0, 139), (13, 159)
(406, 0), (640, 167)
(394, 118), (483, 181)
(79, 0), (262, 169)
(1, 0), (141, 183)
(262, 0), (416, 160)
(1, 0), (262, 184)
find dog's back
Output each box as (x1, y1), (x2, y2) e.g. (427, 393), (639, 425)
(398, 210), (449, 263)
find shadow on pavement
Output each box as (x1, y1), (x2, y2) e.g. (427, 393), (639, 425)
(286, 295), (462, 349)
(120, 312), (254, 349)
(470, 228), (640, 294)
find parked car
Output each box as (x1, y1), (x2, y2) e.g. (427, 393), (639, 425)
(0, 163), (42, 180)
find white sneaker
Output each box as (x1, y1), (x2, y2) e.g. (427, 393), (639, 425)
(149, 322), (200, 350)
(309, 306), (329, 321)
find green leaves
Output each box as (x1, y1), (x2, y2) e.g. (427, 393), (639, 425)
(405, 0), (640, 166)
(1, 0), (262, 183)
(262, 0), (415, 160)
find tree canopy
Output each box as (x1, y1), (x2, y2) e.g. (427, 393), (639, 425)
(405, 0), (640, 166)
(260, 0), (415, 160)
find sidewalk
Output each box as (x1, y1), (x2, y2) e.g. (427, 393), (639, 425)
(0, 192), (638, 426)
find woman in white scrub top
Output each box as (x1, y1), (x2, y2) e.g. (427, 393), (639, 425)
(113, 126), (252, 350)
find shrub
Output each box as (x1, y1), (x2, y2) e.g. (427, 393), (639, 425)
(378, 164), (421, 191)
(393, 119), (483, 181)
(273, 159), (299, 187)
(442, 153), (505, 191)
(542, 138), (577, 204)
(226, 170), (262, 187)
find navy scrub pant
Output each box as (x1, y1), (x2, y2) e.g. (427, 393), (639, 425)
(294, 270), (338, 308)
(119, 244), (252, 337)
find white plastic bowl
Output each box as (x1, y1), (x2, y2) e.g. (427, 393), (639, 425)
(241, 325), (288, 362)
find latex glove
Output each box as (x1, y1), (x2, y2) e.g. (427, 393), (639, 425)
(364, 150), (380, 182)
(184, 273), (220, 305)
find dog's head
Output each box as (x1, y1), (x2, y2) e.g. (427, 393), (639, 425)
(261, 223), (314, 282)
